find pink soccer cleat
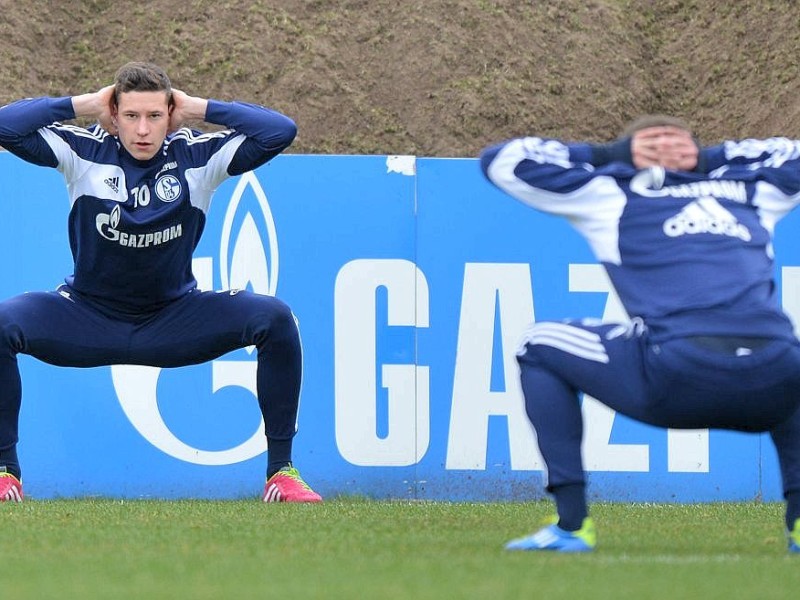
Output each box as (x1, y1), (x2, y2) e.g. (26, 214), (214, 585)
(0, 472), (23, 502)
(262, 466), (322, 503)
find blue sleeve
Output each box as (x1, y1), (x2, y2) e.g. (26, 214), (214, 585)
(579, 138), (633, 166)
(0, 97), (76, 167)
(701, 138), (800, 169)
(484, 138), (632, 169)
(479, 136), (628, 265)
(699, 138), (800, 196)
(204, 100), (297, 175)
(480, 136), (600, 196)
(698, 144), (728, 172)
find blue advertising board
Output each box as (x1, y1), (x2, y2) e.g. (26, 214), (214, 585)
(0, 150), (795, 502)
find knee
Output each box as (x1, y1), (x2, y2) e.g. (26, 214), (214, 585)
(517, 340), (547, 370)
(0, 306), (23, 354)
(269, 299), (299, 341)
(248, 297), (299, 347)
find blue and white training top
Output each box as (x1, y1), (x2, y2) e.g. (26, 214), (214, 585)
(480, 136), (800, 343)
(0, 96), (296, 316)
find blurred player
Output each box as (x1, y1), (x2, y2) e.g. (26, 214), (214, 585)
(0, 61), (321, 503)
(480, 117), (800, 553)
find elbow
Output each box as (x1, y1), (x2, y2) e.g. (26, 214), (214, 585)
(0, 112), (15, 145)
(479, 144), (503, 178)
(279, 117), (298, 150)
(0, 131), (19, 148)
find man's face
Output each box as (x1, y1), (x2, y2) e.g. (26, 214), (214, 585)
(112, 90), (171, 161)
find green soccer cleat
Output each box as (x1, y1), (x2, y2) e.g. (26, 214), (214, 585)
(789, 518), (800, 554)
(505, 516), (596, 553)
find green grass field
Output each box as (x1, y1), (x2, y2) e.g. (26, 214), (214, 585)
(4, 498), (799, 599)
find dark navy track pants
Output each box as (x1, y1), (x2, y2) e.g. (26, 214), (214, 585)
(0, 285), (302, 464)
(517, 319), (800, 506)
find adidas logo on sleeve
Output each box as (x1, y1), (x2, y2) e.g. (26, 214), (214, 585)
(104, 176), (120, 193)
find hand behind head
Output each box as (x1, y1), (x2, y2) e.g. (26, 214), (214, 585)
(631, 126), (698, 171)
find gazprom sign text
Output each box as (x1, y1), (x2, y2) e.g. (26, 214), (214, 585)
(0, 152), (793, 501)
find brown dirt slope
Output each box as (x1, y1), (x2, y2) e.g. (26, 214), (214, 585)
(1, 0), (799, 156)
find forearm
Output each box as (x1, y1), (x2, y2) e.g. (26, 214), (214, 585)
(481, 137), (596, 201)
(205, 100), (296, 146)
(71, 90), (117, 121)
(206, 100), (297, 175)
(586, 138), (633, 166)
(0, 96), (74, 142)
(181, 95), (209, 122)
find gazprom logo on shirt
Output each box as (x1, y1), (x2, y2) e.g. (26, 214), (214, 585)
(96, 204), (183, 247)
(111, 172), (278, 465)
(630, 168), (748, 204)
